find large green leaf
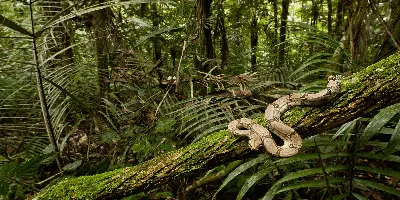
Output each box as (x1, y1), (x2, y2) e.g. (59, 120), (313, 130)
(359, 103), (400, 145)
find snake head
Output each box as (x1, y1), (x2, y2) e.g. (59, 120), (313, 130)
(328, 75), (344, 81)
(327, 75), (343, 92)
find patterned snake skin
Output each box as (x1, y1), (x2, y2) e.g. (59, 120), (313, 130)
(228, 75), (342, 157)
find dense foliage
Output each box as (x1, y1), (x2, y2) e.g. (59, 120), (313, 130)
(0, 0), (399, 199)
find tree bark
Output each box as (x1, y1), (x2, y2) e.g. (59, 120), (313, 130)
(334, 0), (344, 40)
(90, 3), (115, 100)
(278, 0), (290, 68)
(311, 0), (319, 27)
(346, 0), (369, 61)
(151, 4), (163, 81)
(271, 0), (279, 68)
(216, 0), (229, 68)
(34, 53), (400, 200)
(250, 11), (258, 72)
(327, 0), (332, 34)
(196, 0), (214, 72)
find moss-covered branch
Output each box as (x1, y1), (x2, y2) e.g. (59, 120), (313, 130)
(285, 52), (400, 137)
(34, 53), (400, 199)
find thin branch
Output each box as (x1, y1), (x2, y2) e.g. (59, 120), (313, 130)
(370, 2), (400, 51)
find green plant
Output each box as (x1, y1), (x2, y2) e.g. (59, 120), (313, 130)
(0, 154), (53, 200)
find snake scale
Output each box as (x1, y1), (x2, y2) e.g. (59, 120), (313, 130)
(228, 75), (343, 157)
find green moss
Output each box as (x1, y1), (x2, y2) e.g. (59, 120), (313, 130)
(33, 168), (126, 199)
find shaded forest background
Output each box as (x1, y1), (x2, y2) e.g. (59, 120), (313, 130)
(0, 0), (399, 199)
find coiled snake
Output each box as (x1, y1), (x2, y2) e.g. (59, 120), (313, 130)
(228, 75), (342, 157)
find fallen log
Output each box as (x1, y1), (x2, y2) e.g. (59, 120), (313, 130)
(34, 52), (400, 200)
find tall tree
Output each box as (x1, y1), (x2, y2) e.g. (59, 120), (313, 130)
(250, 0), (258, 72)
(88, 2), (116, 100)
(278, 0), (290, 68)
(334, 0), (344, 40)
(150, 4), (163, 80)
(346, 0), (369, 61)
(196, 0), (214, 72)
(311, 0), (319, 27)
(327, 0), (332, 34)
(271, 0), (279, 68)
(215, 0), (229, 68)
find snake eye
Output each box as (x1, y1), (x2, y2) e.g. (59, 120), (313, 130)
(300, 93), (308, 100)
(326, 88), (332, 95)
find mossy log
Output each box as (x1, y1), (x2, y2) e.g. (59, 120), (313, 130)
(34, 53), (400, 200)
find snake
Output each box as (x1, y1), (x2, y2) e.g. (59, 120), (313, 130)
(228, 75), (343, 157)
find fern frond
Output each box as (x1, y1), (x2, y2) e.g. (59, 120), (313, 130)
(214, 154), (269, 198)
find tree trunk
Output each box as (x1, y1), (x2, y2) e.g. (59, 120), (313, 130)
(311, 0), (319, 27)
(334, 0), (344, 40)
(346, 0), (369, 61)
(271, 0), (279, 68)
(331, 0), (368, 70)
(196, 0), (214, 72)
(327, 0), (332, 34)
(171, 47), (177, 70)
(151, 4), (163, 81)
(34, 53), (400, 200)
(217, 0), (229, 68)
(250, 12), (258, 72)
(278, 0), (290, 68)
(90, 4), (115, 100)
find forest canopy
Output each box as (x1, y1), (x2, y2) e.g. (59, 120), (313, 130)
(0, 0), (399, 199)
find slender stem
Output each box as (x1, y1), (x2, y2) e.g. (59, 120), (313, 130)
(175, 40), (187, 93)
(370, 2), (400, 51)
(29, 0), (63, 172)
(314, 139), (333, 200)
